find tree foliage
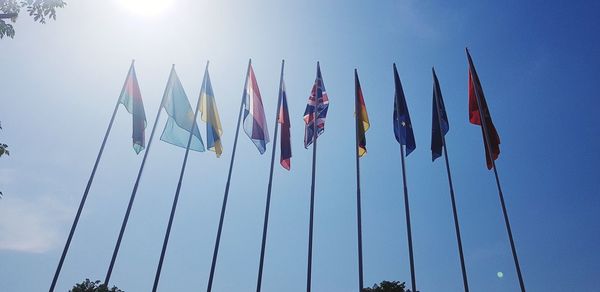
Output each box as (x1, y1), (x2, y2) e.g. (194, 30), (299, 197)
(0, 0), (66, 38)
(0, 122), (7, 158)
(70, 279), (123, 292)
(362, 280), (414, 292)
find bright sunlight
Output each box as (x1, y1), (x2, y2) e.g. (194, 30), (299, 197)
(117, 0), (174, 17)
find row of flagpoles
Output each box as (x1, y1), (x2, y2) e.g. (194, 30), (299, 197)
(48, 48), (526, 292)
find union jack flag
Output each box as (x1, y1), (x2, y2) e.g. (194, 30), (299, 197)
(303, 62), (329, 148)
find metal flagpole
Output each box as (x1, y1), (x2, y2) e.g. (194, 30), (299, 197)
(354, 69), (365, 292)
(399, 144), (416, 292)
(432, 67), (470, 292)
(393, 63), (416, 292)
(206, 59), (251, 292)
(306, 61), (321, 292)
(255, 60), (285, 292)
(48, 60), (132, 292)
(466, 48), (526, 292)
(104, 64), (173, 286)
(151, 61), (209, 292)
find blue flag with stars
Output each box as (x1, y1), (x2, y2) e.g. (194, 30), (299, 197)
(431, 67), (449, 161)
(392, 63), (416, 155)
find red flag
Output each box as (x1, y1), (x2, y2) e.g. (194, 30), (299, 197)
(467, 49), (500, 169)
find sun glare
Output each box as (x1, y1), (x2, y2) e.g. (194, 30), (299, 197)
(118, 0), (174, 17)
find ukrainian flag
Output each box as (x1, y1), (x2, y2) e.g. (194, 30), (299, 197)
(198, 64), (223, 157)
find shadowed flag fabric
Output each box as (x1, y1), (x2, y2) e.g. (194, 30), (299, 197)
(199, 65), (223, 157)
(467, 49), (500, 169)
(355, 70), (369, 157)
(392, 64), (416, 155)
(118, 62), (147, 154)
(243, 64), (270, 154)
(304, 62), (330, 148)
(278, 76), (292, 170)
(160, 67), (205, 152)
(431, 68), (449, 161)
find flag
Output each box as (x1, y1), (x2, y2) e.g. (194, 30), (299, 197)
(278, 74), (292, 170)
(118, 61), (147, 154)
(431, 67), (449, 161)
(199, 65), (223, 157)
(304, 62), (329, 148)
(243, 63), (270, 154)
(392, 63), (416, 155)
(466, 49), (500, 169)
(160, 66), (205, 152)
(355, 70), (370, 157)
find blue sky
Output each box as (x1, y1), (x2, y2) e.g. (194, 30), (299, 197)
(1, 0), (599, 291)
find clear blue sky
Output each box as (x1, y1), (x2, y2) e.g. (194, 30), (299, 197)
(1, 0), (599, 291)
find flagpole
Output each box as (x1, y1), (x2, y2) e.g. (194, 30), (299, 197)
(151, 61), (208, 292)
(255, 59), (284, 292)
(48, 60), (131, 292)
(392, 62), (416, 292)
(399, 144), (416, 292)
(306, 61), (321, 292)
(104, 64), (172, 286)
(466, 49), (526, 292)
(354, 69), (365, 292)
(433, 68), (470, 292)
(206, 59), (251, 292)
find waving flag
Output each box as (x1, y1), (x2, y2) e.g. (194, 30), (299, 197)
(118, 61), (147, 154)
(160, 66), (205, 152)
(355, 70), (370, 157)
(278, 74), (292, 170)
(304, 62), (329, 148)
(431, 67), (449, 161)
(243, 63), (270, 154)
(467, 49), (500, 169)
(392, 63), (416, 155)
(199, 64), (223, 157)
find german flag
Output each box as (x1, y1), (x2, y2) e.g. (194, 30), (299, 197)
(355, 69), (370, 157)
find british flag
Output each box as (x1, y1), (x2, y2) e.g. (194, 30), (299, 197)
(303, 62), (329, 148)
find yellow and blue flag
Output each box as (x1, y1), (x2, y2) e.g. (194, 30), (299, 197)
(199, 64), (223, 157)
(160, 66), (205, 152)
(118, 61), (147, 154)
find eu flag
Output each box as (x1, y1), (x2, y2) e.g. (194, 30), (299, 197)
(393, 63), (416, 156)
(431, 67), (449, 161)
